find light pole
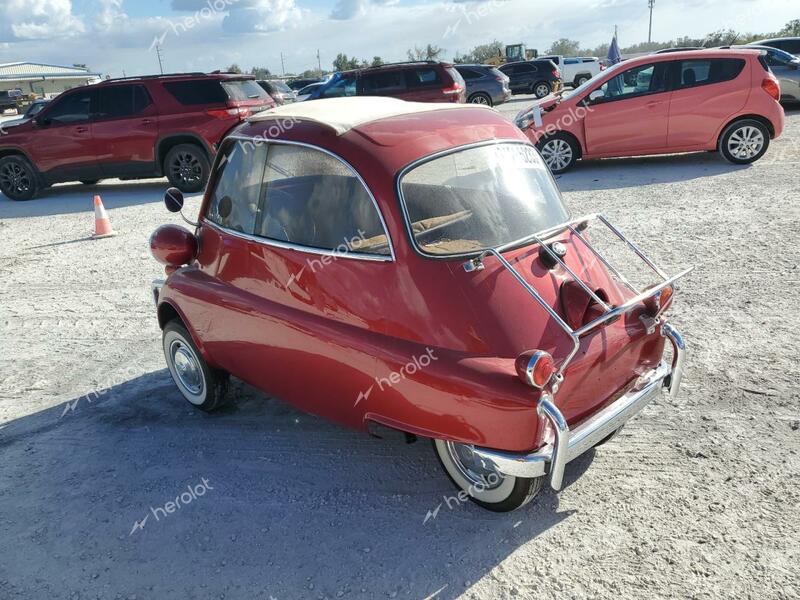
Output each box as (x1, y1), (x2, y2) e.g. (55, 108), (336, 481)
(648, 0), (655, 43)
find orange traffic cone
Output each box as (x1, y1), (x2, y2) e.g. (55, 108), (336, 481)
(91, 195), (116, 239)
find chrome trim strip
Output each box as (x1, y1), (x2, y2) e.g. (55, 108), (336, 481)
(203, 219), (393, 263)
(471, 324), (686, 490)
(222, 135), (396, 262)
(151, 279), (165, 307)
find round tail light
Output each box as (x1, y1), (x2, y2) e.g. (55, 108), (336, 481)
(515, 350), (556, 389)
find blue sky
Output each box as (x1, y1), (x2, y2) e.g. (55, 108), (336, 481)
(0, 1), (796, 78)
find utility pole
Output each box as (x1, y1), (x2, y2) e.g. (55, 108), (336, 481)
(280, 52), (286, 77)
(316, 49), (321, 74)
(155, 44), (165, 75)
(648, 0), (655, 43)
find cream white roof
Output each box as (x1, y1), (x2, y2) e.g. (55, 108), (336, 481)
(248, 96), (491, 135)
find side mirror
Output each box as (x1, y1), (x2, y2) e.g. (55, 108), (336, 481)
(588, 89), (605, 102)
(164, 187), (184, 213)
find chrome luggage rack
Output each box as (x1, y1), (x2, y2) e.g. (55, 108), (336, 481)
(462, 213), (693, 386)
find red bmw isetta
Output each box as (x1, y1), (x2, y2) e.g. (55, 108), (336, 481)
(150, 97), (690, 512)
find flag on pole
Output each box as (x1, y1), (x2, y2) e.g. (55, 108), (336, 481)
(607, 35), (621, 65)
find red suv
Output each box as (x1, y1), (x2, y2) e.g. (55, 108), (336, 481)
(309, 61), (467, 103)
(0, 72), (275, 200)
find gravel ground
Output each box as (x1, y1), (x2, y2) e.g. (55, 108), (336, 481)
(1, 99), (799, 599)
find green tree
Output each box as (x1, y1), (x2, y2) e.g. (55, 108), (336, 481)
(455, 40), (503, 64)
(407, 44), (445, 61)
(370, 56), (384, 67)
(545, 38), (581, 56)
(226, 63), (243, 74)
(250, 66), (271, 79)
(332, 53), (361, 71)
(779, 19), (800, 36)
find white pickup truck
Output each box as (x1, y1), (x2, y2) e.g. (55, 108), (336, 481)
(538, 56), (602, 88)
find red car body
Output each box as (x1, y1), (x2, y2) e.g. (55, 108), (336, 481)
(0, 73), (275, 200)
(150, 98), (689, 510)
(518, 49), (784, 172)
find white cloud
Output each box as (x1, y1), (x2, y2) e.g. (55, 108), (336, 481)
(0, 0), (85, 41)
(222, 0), (304, 33)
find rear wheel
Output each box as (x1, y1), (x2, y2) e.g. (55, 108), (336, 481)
(163, 320), (229, 412)
(468, 92), (492, 106)
(533, 81), (551, 98)
(537, 132), (579, 173)
(433, 439), (544, 512)
(575, 75), (590, 86)
(0, 155), (38, 201)
(164, 144), (210, 193)
(719, 119), (770, 164)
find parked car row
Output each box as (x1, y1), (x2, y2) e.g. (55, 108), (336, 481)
(0, 72), (275, 200)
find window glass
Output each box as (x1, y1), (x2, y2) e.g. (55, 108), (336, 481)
(206, 140), (267, 235)
(517, 63), (537, 73)
(457, 68), (480, 80)
(361, 70), (406, 94)
(221, 80), (270, 101)
(677, 58), (745, 88)
(320, 76), (357, 98)
(45, 90), (93, 124)
(598, 63), (666, 100)
(400, 143), (568, 256)
(163, 80), (228, 105)
(96, 85), (151, 120)
(259, 144), (390, 255)
(406, 68), (441, 88)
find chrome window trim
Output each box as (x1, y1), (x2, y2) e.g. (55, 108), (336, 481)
(203, 218), (393, 263)
(211, 135), (395, 262)
(394, 138), (571, 261)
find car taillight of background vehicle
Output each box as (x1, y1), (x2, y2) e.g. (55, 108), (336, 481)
(442, 83), (464, 99)
(553, 69), (561, 79)
(761, 77), (780, 100)
(600, 64), (606, 71)
(206, 107), (251, 121)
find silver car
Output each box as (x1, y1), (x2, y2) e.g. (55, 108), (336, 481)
(744, 45), (800, 104)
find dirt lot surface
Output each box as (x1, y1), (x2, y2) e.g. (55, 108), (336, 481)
(1, 100), (799, 600)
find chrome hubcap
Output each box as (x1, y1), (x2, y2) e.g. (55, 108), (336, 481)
(445, 441), (504, 490)
(170, 340), (204, 396)
(727, 126), (764, 159)
(470, 95), (489, 105)
(535, 84), (550, 97)
(541, 139), (573, 171)
(170, 152), (202, 185)
(0, 162), (31, 195)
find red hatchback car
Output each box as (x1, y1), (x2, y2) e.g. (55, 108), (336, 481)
(516, 49), (785, 173)
(150, 98), (690, 512)
(0, 73), (275, 200)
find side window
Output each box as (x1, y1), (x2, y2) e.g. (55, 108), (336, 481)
(458, 68), (479, 80)
(676, 59), (745, 88)
(320, 76), (357, 98)
(784, 40), (800, 54)
(96, 85), (152, 120)
(406, 68), (441, 88)
(597, 62), (667, 101)
(361, 70), (406, 95)
(206, 140), (267, 235)
(258, 144), (390, 256)
(44, 90), (93, 124)
(499, 65), (515, 76)
(163, 80), (228, 105)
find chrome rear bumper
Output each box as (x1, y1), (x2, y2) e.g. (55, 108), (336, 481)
(473, 323), (685, 490)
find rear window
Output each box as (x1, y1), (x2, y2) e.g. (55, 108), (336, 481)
(269, 80), (292, 94)
(676, 59), (745, 88)
(406, 68), (441, 88)
(222, 80), (270, 101)
(163, 79), (228, 105)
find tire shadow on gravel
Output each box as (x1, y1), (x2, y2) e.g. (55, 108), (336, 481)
(0, 370), (593, 600)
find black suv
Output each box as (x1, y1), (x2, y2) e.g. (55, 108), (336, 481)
(498, 60), (563, 98)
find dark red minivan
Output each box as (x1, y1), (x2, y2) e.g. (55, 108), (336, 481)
(0, 72), (275, 200)
(307, 61), (467, 103)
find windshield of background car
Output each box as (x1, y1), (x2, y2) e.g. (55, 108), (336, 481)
(320, 75), (357, 98)
(399, 143), (568, 256)
(270, 80), (293, 93)
(564, 60), (625, 98)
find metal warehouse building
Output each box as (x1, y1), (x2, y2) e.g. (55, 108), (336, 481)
(0, 62), (102, 97)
